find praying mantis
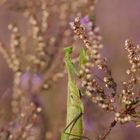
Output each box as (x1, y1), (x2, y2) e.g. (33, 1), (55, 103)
(61, 47), (90, 140)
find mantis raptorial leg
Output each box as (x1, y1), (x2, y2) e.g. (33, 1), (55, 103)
(62, 112), (91, 140)
(61, 47), (90, 140)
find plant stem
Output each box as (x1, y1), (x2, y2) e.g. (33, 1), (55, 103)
(97, 120), (117, 140)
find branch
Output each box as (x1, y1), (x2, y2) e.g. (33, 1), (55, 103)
(97, 120), (117, 140)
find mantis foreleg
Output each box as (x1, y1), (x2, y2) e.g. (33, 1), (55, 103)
(62, 111), (90, 140)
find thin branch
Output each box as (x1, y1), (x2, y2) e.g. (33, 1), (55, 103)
(97, 120), (117, 140)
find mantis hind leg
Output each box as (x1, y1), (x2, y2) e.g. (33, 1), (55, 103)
(63, 113), (91, 140)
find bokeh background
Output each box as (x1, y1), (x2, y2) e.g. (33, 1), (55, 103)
(0, 0), (140, 140)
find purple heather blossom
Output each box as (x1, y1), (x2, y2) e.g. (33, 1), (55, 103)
(20, 72), (30, 90)
(32, 74), (43, 91)
(80, 16), (90, 26)
(20, 72), (43, 92)
(80, 16), (92, 30)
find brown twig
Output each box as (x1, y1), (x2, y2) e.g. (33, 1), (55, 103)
(97, 120), (117, 140)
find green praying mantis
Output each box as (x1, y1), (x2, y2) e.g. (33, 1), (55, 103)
(61, 47), (90, 140)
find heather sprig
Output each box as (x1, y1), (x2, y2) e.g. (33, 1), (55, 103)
(69, 16), (140, 140)
(70, 17), (117, 112)
(0, 0), (99, 139)
(115, 40), (140, 124)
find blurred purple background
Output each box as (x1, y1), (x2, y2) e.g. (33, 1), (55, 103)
(0, 0), (140, 140)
